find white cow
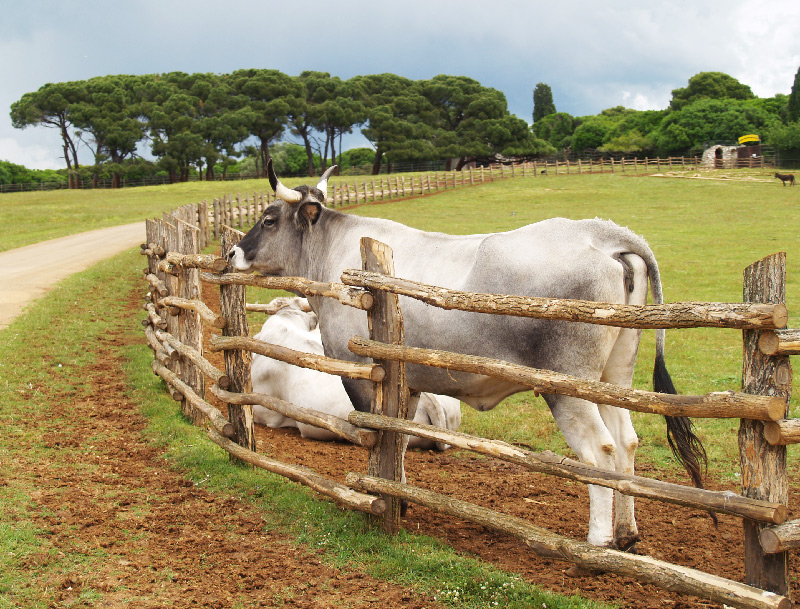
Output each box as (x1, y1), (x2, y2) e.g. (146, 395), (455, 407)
(228, 160), (709, 551)
(250, 297), (461, 449)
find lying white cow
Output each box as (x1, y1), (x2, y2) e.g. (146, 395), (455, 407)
(250, 297), (461, 449)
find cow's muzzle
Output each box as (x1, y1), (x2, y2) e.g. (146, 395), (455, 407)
(225, 245), (250, 271)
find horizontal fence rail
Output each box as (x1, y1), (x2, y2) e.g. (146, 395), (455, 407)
(348, 411), (787, 524)
(209, 334), (385, 382)
(341, 269), (789, 330)
(139, 191), (799, 608)
(211, 385), (378, 448)
(348, 336), (787, 421)
(200, 270), (374, 311)
(346, 473), (790, 609)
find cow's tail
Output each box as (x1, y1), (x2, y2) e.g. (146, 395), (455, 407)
(647, 254), (709, 493)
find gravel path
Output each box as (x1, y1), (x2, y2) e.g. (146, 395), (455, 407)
(0, 222), (145, 329)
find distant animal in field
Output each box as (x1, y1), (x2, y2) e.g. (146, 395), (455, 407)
(250, 297), (461, 449)
(774, 172), (795, 186)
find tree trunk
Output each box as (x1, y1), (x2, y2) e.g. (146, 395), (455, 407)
(299, 129), (315, 177)
(372, 148), (383, 175)
(259, 138), (272, 177)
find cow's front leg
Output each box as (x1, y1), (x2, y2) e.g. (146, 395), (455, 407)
(546, 395), (616, 548)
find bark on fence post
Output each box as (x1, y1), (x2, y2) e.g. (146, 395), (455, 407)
(740, 252), (791, 596)
(362, 237), (407, 534)
(220, 226), (255, 456)
(145, 219), (159, 276)
(177, 219), (204, 425)
(161, 218), (182, 401)
(212, 199), (220, 241)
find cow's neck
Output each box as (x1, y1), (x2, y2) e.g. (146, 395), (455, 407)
(298, 211), (389, 283)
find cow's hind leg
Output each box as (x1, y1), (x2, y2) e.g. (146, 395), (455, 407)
(599, 333), (641, 551)
(546, 395), (617, 548)
(598, 253), (648, 551)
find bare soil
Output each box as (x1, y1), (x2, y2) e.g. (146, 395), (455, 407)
(14, 279), (798, 609)
(198, 281), (800, 609)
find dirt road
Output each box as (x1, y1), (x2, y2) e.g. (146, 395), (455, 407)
(0, 222), (145, 329)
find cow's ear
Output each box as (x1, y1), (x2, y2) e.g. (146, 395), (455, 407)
(297, 201), (321, 228)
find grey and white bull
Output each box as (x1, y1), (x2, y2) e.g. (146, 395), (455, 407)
(228, 160), (705, 550)
(251, 297), (461, 449)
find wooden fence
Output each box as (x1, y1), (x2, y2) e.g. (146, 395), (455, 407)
(203, 157), (709, 234)
(141, 185), (797, 609)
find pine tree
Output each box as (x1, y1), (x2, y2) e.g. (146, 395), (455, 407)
(532, 83), (556, 123)
(788, 66), (800, 122)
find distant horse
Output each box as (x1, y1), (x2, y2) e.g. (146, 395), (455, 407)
(775, 172), (795, 186)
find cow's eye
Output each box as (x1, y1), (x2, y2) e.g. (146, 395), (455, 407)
(263, 216), (276, 227)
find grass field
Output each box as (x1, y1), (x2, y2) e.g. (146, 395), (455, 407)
(4, 168), (800, 473)
(1, 167), (798, 606)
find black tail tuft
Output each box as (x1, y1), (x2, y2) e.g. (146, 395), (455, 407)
(654, 353), (718, 526)
(654, 353), (707, 485)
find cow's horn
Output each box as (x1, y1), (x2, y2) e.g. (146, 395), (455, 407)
(316, 165), (337, 200)
(267, 159), (302, 204)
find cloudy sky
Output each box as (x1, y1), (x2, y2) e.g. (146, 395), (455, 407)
(2, 0), (799, 169)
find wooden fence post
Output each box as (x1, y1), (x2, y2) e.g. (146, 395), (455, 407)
(176, 219), (204, 425)
(362, 237), (408, 534)
(161, 218), (181, 395)
(740, 252), (791, 596)
(220, 226), (255, 456)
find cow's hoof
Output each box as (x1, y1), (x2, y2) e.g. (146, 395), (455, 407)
(565, 565), (601, 578)
(615, 534), (641, 554)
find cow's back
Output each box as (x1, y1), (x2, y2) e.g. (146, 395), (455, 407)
(315, 216), (650, 410)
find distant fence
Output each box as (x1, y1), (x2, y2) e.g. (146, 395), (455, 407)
(140, 174), (798, 609)
(1, 153), (758, 194)
(205, 158), (714, 236)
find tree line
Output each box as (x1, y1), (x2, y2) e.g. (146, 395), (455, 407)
(10, 70), (549, 188)
(9, 68), (800, 189)
(531, 70), (800, 160)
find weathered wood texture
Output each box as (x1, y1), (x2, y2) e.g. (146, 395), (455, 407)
(219, 227), (255, 454)
(176, 220), (204, 425)
(763, 418), (800, 445)
(209, 334), (384, 382)
(143, 302), (167, 330)
(246, 300), (313, 314)
(145, 273), (169, 298)
(159, 295), (226, 329)
(151, 360), (234, 439)
(340, 269), (788, 329)
(144, 324), (173, 366)
(348, 411), (786, 524)
(200, 271), (373, 311)
(161, 220), (181, 399)
(739, 253), (791, 595)
(211, 385), (378, 448)
(761, 519), (800, 554)
(348, 336), (785, 421)
(759, 329), (800, 356)
(207, 429), (385, 515)
(346, 473), (790, 609)
(156, 329), (230, 389)
(363, 237), (408, 534)
(165, 250), (227, 272)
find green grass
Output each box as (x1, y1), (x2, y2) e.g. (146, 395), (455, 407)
(0, 250), (612, 608)
(0, 251), (146, 608)
(342, 169), (800, 478)
(2, 166), (799, 605)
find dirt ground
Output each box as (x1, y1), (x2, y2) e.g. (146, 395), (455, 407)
(196, 282), (800, 608)
(15, 277), (798, 609)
